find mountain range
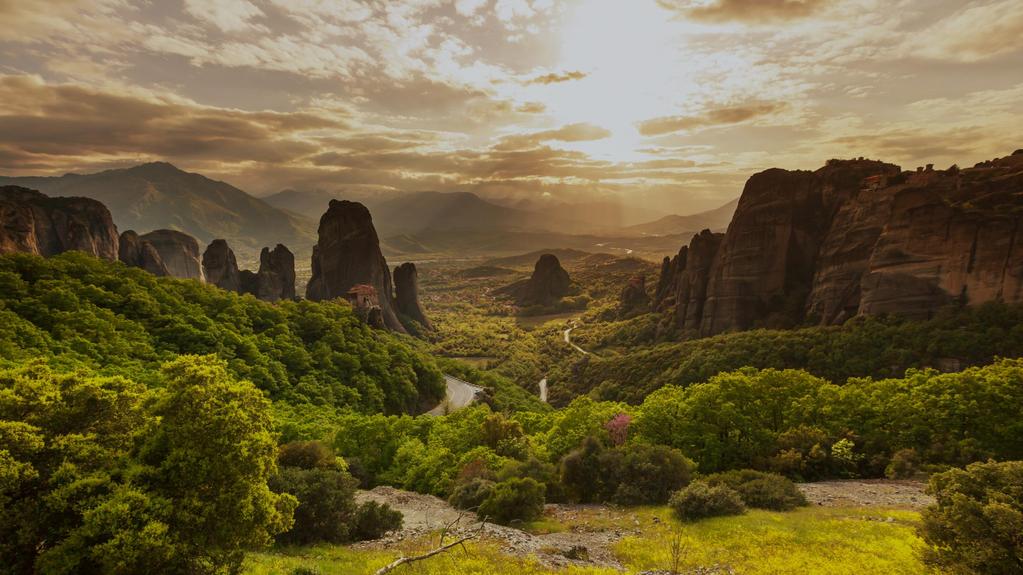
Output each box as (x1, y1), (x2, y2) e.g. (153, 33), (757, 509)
(0, 162), (316, 263)
(624, 198), (739, 236)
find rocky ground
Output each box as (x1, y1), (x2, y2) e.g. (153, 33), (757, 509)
(797, 479), (932, 509)
(354, 479), (932, 570)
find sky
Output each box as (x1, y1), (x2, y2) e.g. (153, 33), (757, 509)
(0, 0), (1021, 215)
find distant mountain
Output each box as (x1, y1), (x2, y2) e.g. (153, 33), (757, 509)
(0, 163), (316, 261)
(370, 191), (552, 236)
(625, 198), (739, 236)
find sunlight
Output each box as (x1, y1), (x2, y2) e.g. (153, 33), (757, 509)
(542, 0), (698, 161)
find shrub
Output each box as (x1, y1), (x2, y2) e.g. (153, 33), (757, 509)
(498, 456), (565, 503)
(919, 460), (1023, 573)
(705, 470), (807, 511)
(352, 501), (403, 540)
(477, 478), (546, 525)
(270, 467), (358, 545)
(670, 481), (746, 522)
(560, 436), (605, 503)
(606, 444), (695, 505)
(279, 440), (338, 470)
(885, 449), (920, 479)
(449, 478), (497, 511)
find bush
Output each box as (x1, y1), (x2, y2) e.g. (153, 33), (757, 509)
(498, 456), (565, 503)
(670, 481), (746, 522)
(477, 478), (546, 525)
(560, 438), (694, 504)
(919, 460), (1023, 573)
(352, 501), (403, 540)
(279, 440), (338, 470)
(705, 470), (807, 511)
(885, 449), (920, 479)
(449, 478), (497, 511)
(270, 467), (358, 545)
(560, 436), (605, 503)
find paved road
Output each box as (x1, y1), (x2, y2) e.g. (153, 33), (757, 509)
(426, 375), (485, 416)
(563, 322), (591, 356)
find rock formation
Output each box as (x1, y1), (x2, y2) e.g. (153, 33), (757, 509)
(306, 200), (405, 332)
(202, 240), (295, 302)
(0, 186), (119, 260)
(254, 244), (296, 302)
(138, 229), (205, 281)
(498, 253), (572, 307)
(202, 239), (240, 291)
(119, 230), (170, 276)
(393, 262), (433, 330)
(654, 152), (1023, 336)
(618, 275), (651, 317)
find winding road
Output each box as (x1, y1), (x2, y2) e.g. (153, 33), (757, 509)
(425, 375), (485, 416)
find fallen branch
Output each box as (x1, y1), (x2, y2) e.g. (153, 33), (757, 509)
(373, 517), (485, 575)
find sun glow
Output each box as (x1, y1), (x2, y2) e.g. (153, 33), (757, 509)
(540, 0), (698, 162)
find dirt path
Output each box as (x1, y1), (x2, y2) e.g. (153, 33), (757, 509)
(797, 479), (933, 509)
(355, 487), (632, 569)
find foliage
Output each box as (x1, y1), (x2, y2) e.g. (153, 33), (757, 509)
(704, 470), (808, 511)
(449, 478), (497, 511)
(919, 460), (1023, 573)
(477, 478), (547, 525)
(270, 467), (358, 546)
(0, 252), (444, 414)
(351, 501), (403, 541)
(560, 437), (694, 505)
(0, 356), (296, 575)
(669, 481), (746, 522)
(885, 449), (920, 480)
(566, 302), (1023, 403)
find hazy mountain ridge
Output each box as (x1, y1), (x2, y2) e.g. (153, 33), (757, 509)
(625, 198), (739, 236)
(0, 162), (316, 262)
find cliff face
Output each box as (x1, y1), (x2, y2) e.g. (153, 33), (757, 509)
(0, 186), (119, 260)
(393, 262), (432, 330)
(119, 230), (170, 276)
(255, 244), (296, 302)
(306, 200), (405, 332)
(138, 230), (204, 281)
(655, 152), (1023, 336)
(202, 239), (241, 291)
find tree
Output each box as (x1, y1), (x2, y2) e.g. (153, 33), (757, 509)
(477, 478), (546, 525)
(919, 461), (1023, 574)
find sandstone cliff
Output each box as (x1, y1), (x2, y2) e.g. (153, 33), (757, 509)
(655, 152), (1023, 336)
(618, 275), (651, 318)
(394, 262), (432, 331)
(202, 239), (241, 291)
(0, 186), (119, 260)
(306, 200), (405, 332)
(119, 230), (170, 276)
(138, 230), (205, 281)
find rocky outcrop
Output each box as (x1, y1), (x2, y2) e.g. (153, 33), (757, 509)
(498, 253), (572, 307)
(119, 230), (170, 276)
(393, 262), (432, 330)
(202, 239), (240, 291)
(654, 152), (1023, 336)
(138, 229), (204, 281)
(202, 240), (295, 302)
(0, 186), (119, 260)
(618, 275), (651, 317)
(306, 200), (405, 332)
(254, 244), (296, 302)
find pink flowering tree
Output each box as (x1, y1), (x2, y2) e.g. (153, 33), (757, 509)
(605, 412), (632, 446)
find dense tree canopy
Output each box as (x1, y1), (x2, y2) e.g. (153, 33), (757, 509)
(0, 252), (444, 414)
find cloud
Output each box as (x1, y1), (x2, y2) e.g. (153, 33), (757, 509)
(902, 0), (1023, 62)
(495, 123), (612, 150)
(657, 0), (827, 23)
(637, 102), (785, 136)
(527, 70), (587, 85)
(183, 0), (264, 33)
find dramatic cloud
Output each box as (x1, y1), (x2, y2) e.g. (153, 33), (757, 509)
(637, 103), (785, 136)
(658, 0), (827, 23)
(0, 0), (1020, 215)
